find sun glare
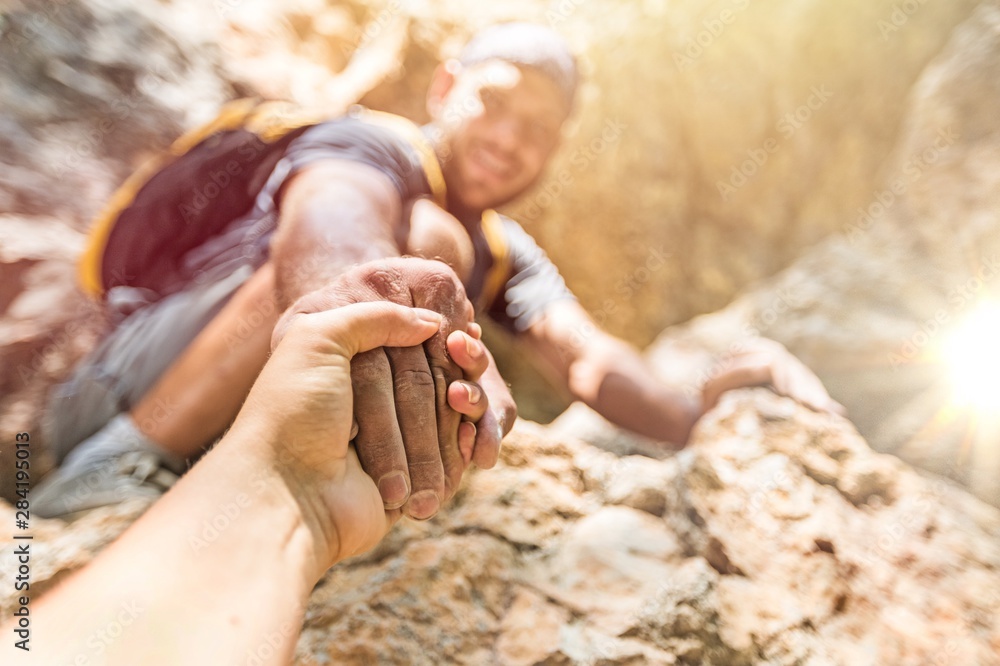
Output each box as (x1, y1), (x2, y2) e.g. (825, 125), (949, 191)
(943, 301), (1000, 413)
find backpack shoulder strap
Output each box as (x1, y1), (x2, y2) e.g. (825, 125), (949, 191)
(479, 209), (512, 311)
(354, 108), (448, 208)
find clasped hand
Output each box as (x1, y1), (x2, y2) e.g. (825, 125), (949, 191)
(270, 257), (515, 523)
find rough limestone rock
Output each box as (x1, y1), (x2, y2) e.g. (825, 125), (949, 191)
(555, 1), (1000, 505)
(3, 390), (999, 664)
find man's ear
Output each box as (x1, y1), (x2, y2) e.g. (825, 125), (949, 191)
(426, 59), (461, 118)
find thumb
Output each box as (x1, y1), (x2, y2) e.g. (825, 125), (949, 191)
(281, 302), (443, 359)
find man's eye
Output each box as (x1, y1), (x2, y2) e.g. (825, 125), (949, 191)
(480, 90), (503, 113)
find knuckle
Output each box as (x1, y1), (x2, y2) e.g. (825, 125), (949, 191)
(393, 367), (435, 393)
(351, 352), (390, 384)
(400, 409), (436, 434)
(362, 267), (408, 302)
(407, 458), (445, 477)
(425, 364), (454, 389)
(418, 269), (466, 304)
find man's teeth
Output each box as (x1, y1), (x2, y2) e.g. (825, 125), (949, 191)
(479, 150), (509, 175)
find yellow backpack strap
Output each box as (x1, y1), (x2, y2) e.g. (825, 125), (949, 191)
(355, 109), (448, 208)
(244, 100), (330, 144)
(78, 98), (327, 299)
(479, 209), (511, 310)
(167, 98), (259, 156)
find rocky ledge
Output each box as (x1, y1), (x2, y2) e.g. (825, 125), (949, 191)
(3, 389), (998, 665)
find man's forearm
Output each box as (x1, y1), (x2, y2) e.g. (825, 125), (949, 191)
(270, 161), (404, 307)
(274, 231), (400, 306)
(569, 341), (702, 448)
(25, 434), (319, 665)
(524, 302), (704, 448)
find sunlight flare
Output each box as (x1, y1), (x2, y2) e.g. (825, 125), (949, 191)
(943, 300), (1000, 413)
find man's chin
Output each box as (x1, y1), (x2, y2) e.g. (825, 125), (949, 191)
(455, 193), (508, 217)
(468, 183), (528, 213)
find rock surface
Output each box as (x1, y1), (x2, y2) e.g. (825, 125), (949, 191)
(3, 390), (999, 665)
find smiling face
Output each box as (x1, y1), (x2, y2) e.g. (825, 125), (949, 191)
(427, 59), (572, 217)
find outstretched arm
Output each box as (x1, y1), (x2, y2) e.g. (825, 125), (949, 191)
(522, 301), (843, 448)
(270, 160), (405, 304)
(522, 300), (701, 447)
(11, 302), (443, 666)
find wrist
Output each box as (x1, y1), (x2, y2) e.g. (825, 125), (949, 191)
(216, 424), (342, 582)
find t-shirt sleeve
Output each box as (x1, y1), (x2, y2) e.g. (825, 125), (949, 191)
(486, 217), (577, 334)
(264, 116), (432, 206)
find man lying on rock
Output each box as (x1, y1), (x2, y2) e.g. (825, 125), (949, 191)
(33, 23), (843, 520)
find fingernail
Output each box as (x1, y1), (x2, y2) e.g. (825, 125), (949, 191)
(378, 472), (410, 508)
(415, 308), (442, 324)
(407, 490), (440, 520)
(465, 335), (483, 359)
(460, 422), (476, 465)
(464, 382), (482, 405)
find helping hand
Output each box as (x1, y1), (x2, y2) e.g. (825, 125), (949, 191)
(272, 257), (515, 521)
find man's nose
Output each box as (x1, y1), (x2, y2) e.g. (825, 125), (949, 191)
(489, 116), (521, 154)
